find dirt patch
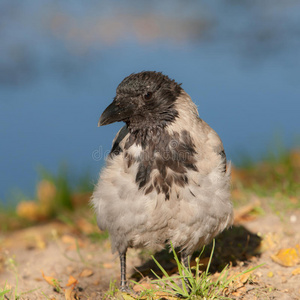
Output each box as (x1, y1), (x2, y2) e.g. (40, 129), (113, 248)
(1, 208), (300, 299)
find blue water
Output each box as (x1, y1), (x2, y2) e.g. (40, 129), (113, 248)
(1, 1), (299, 202)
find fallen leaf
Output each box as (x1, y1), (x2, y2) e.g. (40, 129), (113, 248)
(79, 269), (94, 277)
(121, 294), (136, 300)
(153, 292), (178, 299)
(41, 271), (61, 289)
(232, 281), (243, 290)
(292, 267), (300, 275)
(256, 232), (279, 253)
(267, 271), (274, 278)
(65, 287), (77, 300)
(232, 286), (246, 297)
(16, 201), (41, 222)
(239, 271), (253, 283)
(133, 282), (157, 292)
(66, 275), (78, 287)
(271, 247), (300, 267)
(233, 199), (261, 224)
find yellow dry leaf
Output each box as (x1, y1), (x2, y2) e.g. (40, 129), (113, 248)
(16, 201), (41, 221)
(121, 294), (136, 300)
(233, 199), (261, 224)
(153, 292), (179, 299)
(271, 247), (300, 267)
(231, 286), (247, 298)
(65, 287), (77, 300)
(79, 269), (94, 277)
(267, 271), (274, 278)
(41, 271), (61, 288)
(133, 282), (157, 293)
(292, 267), (300, 275)
(239, 271), (253, 283)
(256, 233), (279, 253)
(66, 275), (78, 287)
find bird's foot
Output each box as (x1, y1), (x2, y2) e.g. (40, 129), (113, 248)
(119, 285), (135, 295)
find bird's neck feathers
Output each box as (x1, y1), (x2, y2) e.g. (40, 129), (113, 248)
(125, 91), (198, 148)
(174, 91), (199, 122)
(126, 111), (177, 149)
(126, 105), (178, 135)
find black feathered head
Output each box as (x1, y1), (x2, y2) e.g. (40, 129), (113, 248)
(99, 71), (182, 130)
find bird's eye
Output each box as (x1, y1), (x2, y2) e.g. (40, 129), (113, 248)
(144, 92), (153, 100)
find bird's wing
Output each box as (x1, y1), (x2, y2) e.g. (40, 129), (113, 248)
(109, 125), (129, 157)
(192, 118), (228, 175)
(206, 125), (227, 173)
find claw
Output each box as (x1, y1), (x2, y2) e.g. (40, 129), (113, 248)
(119, 285), (132, 294)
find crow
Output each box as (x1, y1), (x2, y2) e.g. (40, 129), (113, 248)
(91, 71), (233, 292)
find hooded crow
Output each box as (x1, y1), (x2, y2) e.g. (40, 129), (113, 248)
(91, 71), (233, 292)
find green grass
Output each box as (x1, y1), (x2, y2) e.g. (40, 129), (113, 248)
(1, 257), (39, 300)
(104, 280), (119, 299)
(127, 241), (262, 299)
(0, 282), (11, 300)
(232, 148), (300, 211)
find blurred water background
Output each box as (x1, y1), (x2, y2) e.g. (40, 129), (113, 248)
(0, 1), (299, 203)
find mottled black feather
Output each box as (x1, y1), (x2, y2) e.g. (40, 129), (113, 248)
(219, 149), (227, 173)
(109, 125), (129, 157)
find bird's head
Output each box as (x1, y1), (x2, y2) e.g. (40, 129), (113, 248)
(98, 71), (183, 130)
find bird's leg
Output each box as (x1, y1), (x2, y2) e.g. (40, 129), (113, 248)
(119, 251), (130, 293)
(181, 251), (191, 294)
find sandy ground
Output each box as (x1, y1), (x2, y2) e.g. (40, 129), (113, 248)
(1, 206), (300, 299)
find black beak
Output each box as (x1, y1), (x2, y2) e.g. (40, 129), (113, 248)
(98, 100), (134, 126)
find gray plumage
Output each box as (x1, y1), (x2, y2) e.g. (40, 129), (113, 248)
(91, 71), (233, 291)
